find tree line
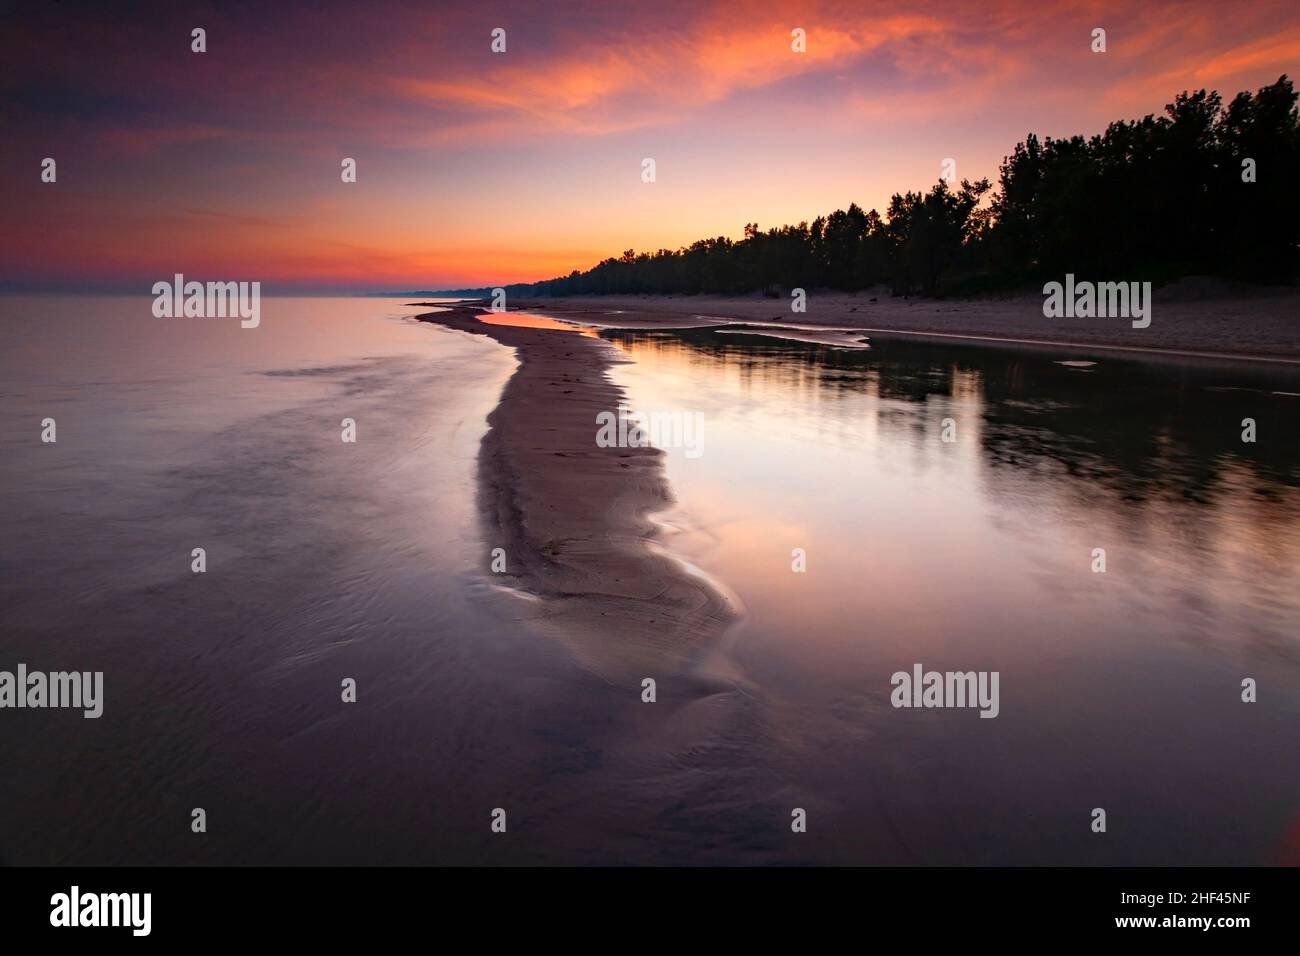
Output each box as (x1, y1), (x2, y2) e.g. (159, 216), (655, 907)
(505, 76), (1298, 298)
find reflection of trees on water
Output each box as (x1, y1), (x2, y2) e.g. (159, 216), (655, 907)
(604, 327), (1300, 507)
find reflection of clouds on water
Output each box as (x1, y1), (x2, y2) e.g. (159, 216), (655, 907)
(605, 326), (1300, 865)
(3, 299), (1298, 867)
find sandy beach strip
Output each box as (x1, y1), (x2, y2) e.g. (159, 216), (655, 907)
(506, 286), (1300, 365)
(415, 305), (736, 682)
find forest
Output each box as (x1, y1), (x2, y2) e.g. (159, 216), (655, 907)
(507, 76), (1299, 298)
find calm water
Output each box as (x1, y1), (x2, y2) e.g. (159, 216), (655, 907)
(0, 295), (555, 864)
(1, 296), (1297, 864)
(606, 326), (1300, 865)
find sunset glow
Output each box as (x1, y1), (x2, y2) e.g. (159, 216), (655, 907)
(3, 0), (1298, 290)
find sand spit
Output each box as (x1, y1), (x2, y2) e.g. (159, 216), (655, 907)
(415, 306), (737, 682)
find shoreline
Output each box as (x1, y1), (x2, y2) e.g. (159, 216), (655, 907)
(492, 290), (1300, 366)
(415, 306), (737, 682)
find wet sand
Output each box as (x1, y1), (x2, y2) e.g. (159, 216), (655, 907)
(502, 286), (1300, 364)
(416, 306), (737, 683)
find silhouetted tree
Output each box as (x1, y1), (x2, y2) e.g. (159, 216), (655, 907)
(511, 77), (1298, 299)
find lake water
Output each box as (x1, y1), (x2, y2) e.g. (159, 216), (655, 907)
(606, 326), (1300, 864)
(1, 296), (1297, 864)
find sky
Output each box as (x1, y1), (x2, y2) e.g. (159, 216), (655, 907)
(2, 0), (1298, 292)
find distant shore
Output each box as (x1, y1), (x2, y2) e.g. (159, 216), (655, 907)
(499, 284), (1300, 364)
(415, 305), (737, 681)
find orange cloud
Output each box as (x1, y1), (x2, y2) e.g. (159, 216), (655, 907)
(388, 10), (951, 139)
(4, 0), (1299, 289)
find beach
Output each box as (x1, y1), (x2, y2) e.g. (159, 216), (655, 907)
(417, 302), (1300, 864)
(509, 282), (1300, 363)
(7, 0), (1300, 926)
(415, 306), (737, 682)
(1, 295), (1297, 865)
